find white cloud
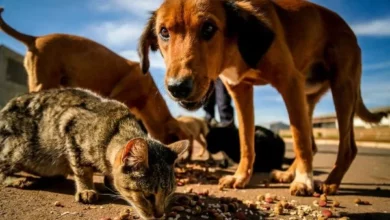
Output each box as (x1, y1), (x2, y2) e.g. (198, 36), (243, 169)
(84, 21), (143, 48)
(119, 50), (166, 71)
(351, 18), (390, 37)
(364, 61), (390, 71)
(93, 0), (162, 17)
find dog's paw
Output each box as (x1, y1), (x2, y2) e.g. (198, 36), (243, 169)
(218, 174), (250, 189)
(270, 170), (294, 183)
(319, 183), (339, 195)
(2, 176), (37, 189)
(289, 172), (313, 196)
(289, 182), (313, 196)
(75, 190), (99, 204)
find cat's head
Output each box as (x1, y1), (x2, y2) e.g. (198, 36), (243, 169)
(113, 137), (188, 219)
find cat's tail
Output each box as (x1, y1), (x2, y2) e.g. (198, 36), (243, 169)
(0, 8), (37, 50)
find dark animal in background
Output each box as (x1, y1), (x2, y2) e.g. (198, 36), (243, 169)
(206, 125), (293, 172)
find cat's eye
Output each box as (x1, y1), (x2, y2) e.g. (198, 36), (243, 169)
(159, 27), (170, 41)
(145, 193), (156, 204)
(201, 21), (217, 41)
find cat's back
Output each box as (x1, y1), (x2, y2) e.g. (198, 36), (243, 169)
(1, 88), (129, 118)
(0, 88), (132, 141)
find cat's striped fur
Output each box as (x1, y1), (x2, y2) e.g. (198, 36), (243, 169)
(0, 88), (188, 219)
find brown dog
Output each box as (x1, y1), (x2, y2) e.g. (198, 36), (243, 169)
(138, 0), (387, 196)
(176, 115), (209, 161)
(0, 8), (189, 144)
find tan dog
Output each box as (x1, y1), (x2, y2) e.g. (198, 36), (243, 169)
(0, 8), (189, 144)
(138, 0), (387, 196)
(176, 115), (209, 161)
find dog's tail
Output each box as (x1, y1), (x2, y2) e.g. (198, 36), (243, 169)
(0, 8), (36, 49)
(355, 87), (387, 123)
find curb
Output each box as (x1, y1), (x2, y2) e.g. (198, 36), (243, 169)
(283, 138), (390, 149)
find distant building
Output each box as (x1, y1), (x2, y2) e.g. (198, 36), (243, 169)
(312, 106), (390, 129)
(0, 45), (28, 108)
(269, 121), (290, 134)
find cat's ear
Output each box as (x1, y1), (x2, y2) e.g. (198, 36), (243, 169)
(122, 138), (149, 169)
(166, 140), (189, 158)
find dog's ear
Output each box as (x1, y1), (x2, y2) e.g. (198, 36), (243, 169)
(138, 12), (159, 74)
(224, 1), (275, 69)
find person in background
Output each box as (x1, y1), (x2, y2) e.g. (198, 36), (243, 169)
(203, 77), (235, 128)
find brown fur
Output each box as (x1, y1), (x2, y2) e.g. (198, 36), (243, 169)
(138, 0), (387, 196)
(0, 8), (190, 145)
(176, 116), (209, 161)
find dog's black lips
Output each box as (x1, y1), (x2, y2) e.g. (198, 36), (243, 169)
(179, 81), (215, 111)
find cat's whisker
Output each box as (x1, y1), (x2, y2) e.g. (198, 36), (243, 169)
(99, 193), (124, 199)
(102, 185), (119, 195)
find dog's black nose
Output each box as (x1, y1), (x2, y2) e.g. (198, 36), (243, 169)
(167, 77), (193, 99)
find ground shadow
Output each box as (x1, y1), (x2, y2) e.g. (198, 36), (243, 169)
(244, 168), (328, 189)
(341, 182), (390, 187)
(175, 159), (235, 185)
(21, 176), (128, 206)
(286, 148), (390, 157)
(344, 213), (390, 220)
(336, 187), (390, 198)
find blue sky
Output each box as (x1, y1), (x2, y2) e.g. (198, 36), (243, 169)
(0, 0), (389, 126)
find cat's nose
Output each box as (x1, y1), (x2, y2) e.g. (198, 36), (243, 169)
(153, 211), (164, 219)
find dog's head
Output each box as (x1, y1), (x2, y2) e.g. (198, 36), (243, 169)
(138, 0), (274, 110)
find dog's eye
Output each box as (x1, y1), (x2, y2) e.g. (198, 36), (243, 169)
(201, 22), (217, 41)
(159, 27), (170, 41)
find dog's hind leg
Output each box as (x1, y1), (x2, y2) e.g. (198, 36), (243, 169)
(25, 53), (63, 92)
(271, 74), (330, 184)
(320, 53), (361, 195)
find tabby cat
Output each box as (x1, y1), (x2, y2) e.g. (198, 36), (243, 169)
(0, 88), (188, 219)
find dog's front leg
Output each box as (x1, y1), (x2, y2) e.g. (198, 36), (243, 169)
(275, 74), (314, 196)
(218, 82), (255, 189)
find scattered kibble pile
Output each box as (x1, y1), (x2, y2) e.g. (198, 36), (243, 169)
(175, 161), (221, 186)
(97, 191), (371, 220)
(96, 162), (372, 220)
(166, 189), (264, 220)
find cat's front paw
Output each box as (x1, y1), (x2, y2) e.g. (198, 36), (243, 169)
(75, 190), (99, 204)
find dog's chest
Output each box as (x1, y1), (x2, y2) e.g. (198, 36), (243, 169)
(220, 68), (241, 85)
(220, 68), (267, 86)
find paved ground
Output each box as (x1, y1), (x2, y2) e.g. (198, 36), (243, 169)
(0, 143), (389, 220)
